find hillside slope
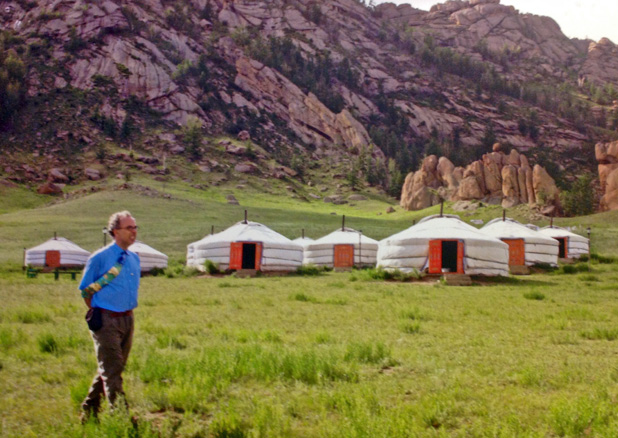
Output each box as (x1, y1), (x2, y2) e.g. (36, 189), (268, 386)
(1, 0), (617, 205)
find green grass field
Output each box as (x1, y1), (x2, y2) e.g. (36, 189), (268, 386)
(2, 182), (618, 437)
(2, 262), (618, 437)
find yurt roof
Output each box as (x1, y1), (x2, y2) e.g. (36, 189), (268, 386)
(311, 227), (378, 245)
(382, 215), (505, 244)
(188, 232), (219, 249)
(482, 218), (559, 244)
(292, 236), (315, 247)
(209, 221), (298, 245)
(129, 241), (168, 258)
(26, 237), (90, 255)
(539, 226), (588, 241)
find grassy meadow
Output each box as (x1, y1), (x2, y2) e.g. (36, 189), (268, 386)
(2, 181), (618, 437)
(3, 263), (618, 437)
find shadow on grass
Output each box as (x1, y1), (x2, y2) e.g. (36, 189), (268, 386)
(471, 276), (555, 287)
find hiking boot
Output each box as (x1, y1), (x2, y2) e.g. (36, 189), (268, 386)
(80, 406), (99, 424)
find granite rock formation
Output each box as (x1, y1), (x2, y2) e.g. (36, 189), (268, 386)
(596, 140), (618, 211)
(400, 144), (560, 211)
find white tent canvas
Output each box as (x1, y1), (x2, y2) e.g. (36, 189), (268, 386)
(303, 228), (378, 268)
(538, 226), (589, 259)
(25, 237), (90, 268)
(481, 218), (559, 267)
(186, 233), (217, 267)
(187, 221), (303, 272)
(129, 240), (168, 272)
(292, 236), (314, 248)
(378, 215), (509, 276)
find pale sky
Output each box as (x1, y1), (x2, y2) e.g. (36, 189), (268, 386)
(373, 0), (618, 44)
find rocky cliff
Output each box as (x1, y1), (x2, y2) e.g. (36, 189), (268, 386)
(596, 140), (618, 211)
(400, 143), (560, 212)
(0, 0), (616, 210)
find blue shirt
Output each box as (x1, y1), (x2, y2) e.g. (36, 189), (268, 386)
(79, 243), (140, 312)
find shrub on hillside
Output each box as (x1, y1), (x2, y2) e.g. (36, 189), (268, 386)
(204, 260), (220, 275)
(358, 267), (421, 282)
(0, 43), (27, 125)
(591, 253), (617, 264)
(560, 174), (595, 217)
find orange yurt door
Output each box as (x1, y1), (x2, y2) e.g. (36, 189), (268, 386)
(456, 241), (464, 273)
(555, 237), (568, 258)
(45, 250), (61, 268)
(229, 242), (263, 270)
(254, 243), (262, 270)
(334, 244), (354, 268)
(428, 240), (464, 274)
(428, 240), (442, 274)
(229, 242), (243, 270)
(502, 239), (525, 266)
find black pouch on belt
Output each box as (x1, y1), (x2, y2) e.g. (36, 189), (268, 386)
(85, 307), (103, 331)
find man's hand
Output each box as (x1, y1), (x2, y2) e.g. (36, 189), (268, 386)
(84, 297), (92, 309)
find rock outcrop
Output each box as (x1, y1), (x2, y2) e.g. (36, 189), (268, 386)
(234, 57), (373, 154)
(596, 140), (618, 211)
(400, 144), (560, 211)
(1, 0), (615, 199)
(582, 39), (618, 88)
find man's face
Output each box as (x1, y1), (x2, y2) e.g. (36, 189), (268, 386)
(113, 216), (137, 250)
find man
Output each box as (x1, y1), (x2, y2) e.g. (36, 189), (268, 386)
(79, 211), (140, 421)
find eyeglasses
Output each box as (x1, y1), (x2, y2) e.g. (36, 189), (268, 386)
(116, 226), (138, 231)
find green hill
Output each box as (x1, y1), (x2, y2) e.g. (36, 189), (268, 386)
(1, 180), (616, 268)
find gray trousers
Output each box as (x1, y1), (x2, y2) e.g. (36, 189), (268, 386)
(82, 312), (134, 413)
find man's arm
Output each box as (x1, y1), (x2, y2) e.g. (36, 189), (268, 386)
(79, 254), (99, 307)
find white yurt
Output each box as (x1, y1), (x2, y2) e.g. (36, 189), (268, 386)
(293, 229), (314, 249)
(303, 227), (378, 268)
(24, 236), (90, 268)
(481, 217), (559, 267)
(187, 221), (303, 272)
(377, 214), (509, 276)
(186, 233), (217, 267)
(538, 226), (589, 259)
(129, 240), (168, 272)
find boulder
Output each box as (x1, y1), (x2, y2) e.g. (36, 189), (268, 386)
(597, 141), (618, 211)
(324, 195), (347, 205)
(400, 155), (442, 210)
(532, 165), (560, 208)
(84, 168), (102, 180)
(457, 174), (484, 200)
(234, 162), (259, 174)
(483, 157), (503, 195)
(595, 140), (618, 164)
(517, 167), (528, 204)
(226, 144), (248, 155)
(49, 168), (69, 183)
(501, 164), (519, 207)
(600, 168), (618, 211)
(401, 150), (559, 210)
(437, 156), (458, 192)
(37, 181), (63, 195)
(348, 194), (367, 201)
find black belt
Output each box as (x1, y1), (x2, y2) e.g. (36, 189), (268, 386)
(101, 309), (133, 317)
